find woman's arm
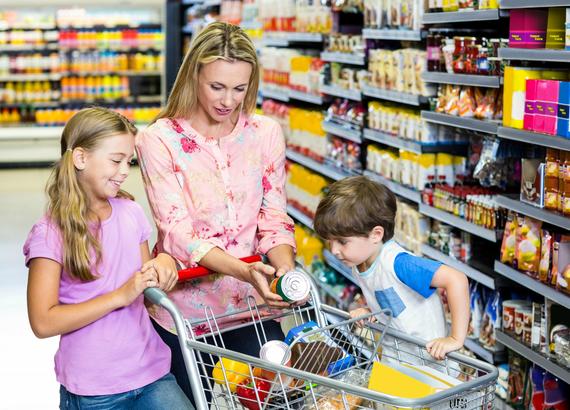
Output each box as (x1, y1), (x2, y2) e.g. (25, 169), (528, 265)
(267, 244), (296, 276)
(27, 256), (157, 339)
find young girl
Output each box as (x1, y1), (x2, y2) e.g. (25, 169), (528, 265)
(24, 107), (192, 409)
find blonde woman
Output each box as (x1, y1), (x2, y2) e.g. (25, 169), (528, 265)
(136, 22), (296, 401)
(24, 108), (192, 409)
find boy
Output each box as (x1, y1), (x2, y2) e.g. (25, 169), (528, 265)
(313, 176), (469, 360)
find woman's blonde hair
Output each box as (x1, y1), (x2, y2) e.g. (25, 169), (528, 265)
(46, 107), (137, 282)
(156, 21), (259, 121)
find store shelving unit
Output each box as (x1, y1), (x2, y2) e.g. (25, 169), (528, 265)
(288, 89), (323, 105)
(421, 72), (501, 88)
(263, 31), (323, 47)
(500, 0), (570, 7)
(320, 51), (365, 66)
(322, 120), (362, 144)
(494, 261), (570, 310)
(496, 330), (570, 384)
(421, 111), (499, 134)
(422, 9), (501, 24)
(320, 84), (362, 102)
(463, 338), (505, 364)
(285, 149), (351, 181)
(286, 204), (314, 229)
(497, 126), (570, 151)
(421, 244), (496, 289)
(260, 86), (290, 102)
(362, 28), (423, 41)
(499, 48), (570, 63)
(364, 170), (422, 204)
(323, 249), (358, 287)
(496, 195), (570, 231)
(419, 203), (497, 242)
(363, 128), (464, 155)
(362, 84), (428, 106)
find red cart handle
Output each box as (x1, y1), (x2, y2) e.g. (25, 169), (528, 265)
(177, 255), (262, 281)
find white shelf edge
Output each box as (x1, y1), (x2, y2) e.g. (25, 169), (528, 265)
(363, 128), (423, 154)
(496, 195), (570, 231)
(497, 126), (570, 151)
(362, 28), (423, 41)
(320, 51), (366, 66)
(285, 149), (348, 181)
(319, 84), (362, 102)
(494, 261), (570, 310)
(286, 204), (314, 229)
(421, 111), (499, 134)
(321, 120), (362, 143)
(419, 203), (497, 242)
(421, 244), (496, 289)
(364, 170), (421, 204)
(422, 9), (500, 24)
(362, 85), (426, 106)
(421, 72), (501, 88)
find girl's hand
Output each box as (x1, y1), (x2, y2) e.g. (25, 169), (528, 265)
(239, 262), (291, 309)
(117, 270), (158, 307)
(426, 336), (463, 360)
(141, 253), (178, 292)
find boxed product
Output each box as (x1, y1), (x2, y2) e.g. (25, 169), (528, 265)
(557, 81), (570, 138)
(509, 9), (548, 49)
(534, 79), (560, 135)
(524, 79), (539, 131)
(520, 159), (545, 208)
(567, 8), (570, 50)
(546, 7), (566, 49)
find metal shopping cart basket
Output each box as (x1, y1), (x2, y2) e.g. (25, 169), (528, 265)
(144, 258), (498, 410)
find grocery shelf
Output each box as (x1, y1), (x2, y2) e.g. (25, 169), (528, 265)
(500, 0), (570, 8)
(363, 128), (464, 155)
(320, 51), (365, 66)
(323, 249), (358, 287)
(59, 46), (163, 52)
(285, 149), (349, 181)
(288, 90), (323, 105)
(421, 72), (501, 88)
(494, 261), (570, 309)
(263, 31), (323, 46)
(497, 126), (570, 151)
(419, 203), (498, 242)
(0, 126), (63, 140)
(496, 195), (570, 231)
(61, 71), (162, 77)
(422, 9), (500, 24)
(0, 73), (62, 82)
(286, 204), (314, 229)
(322, 120), (362, 143)
(362, 84), (428, 106)
(0, 44), (58, 52)
(421, 244), (496, 289)
(496, 330), (570, 384)
(362, 28), (423, 41)
(499, 48), (570, 63)
(421, 111), (499, 134)
(59, 95), (162, 104)
(260, 86), (290, 102)
(363, 170), (422, 204)
(319, 84), (362, 102)
(463, 338), (505, 364)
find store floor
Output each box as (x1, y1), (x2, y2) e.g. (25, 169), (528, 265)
(0, 167), (154, 409)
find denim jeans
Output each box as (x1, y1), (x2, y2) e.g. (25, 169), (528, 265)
(59, 373), (193, 409)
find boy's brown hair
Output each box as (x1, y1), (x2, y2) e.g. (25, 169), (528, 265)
(314, 176), (397, 241)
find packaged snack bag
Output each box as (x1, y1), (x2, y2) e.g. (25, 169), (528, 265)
(515, 216), (542, 275)
(500, 212), (518, 265)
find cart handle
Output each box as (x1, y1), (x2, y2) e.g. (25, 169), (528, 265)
(177, 255), (262, 281)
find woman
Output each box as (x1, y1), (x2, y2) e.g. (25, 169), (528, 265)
(136, 22), (296, 402)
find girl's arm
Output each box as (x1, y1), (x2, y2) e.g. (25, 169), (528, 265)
(27, 255), (158, 339)
(426, 265), (470, 360)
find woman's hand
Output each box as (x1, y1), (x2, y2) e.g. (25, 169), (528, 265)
(237, 262), (290, 309)
(117, 270), (158, 307)
(141, 253), (178, 292)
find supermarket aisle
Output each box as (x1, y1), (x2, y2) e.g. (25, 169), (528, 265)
(0, 167), (153, 409)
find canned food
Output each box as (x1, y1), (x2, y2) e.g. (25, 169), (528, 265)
(259, 340), (292, 381)
(270, 270), (310, 303)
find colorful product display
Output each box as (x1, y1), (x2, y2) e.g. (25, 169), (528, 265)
(435, 84), (503, 121)
(364, 0), (425, 31)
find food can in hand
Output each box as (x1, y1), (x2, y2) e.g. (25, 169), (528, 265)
(270, 270), (310, 303)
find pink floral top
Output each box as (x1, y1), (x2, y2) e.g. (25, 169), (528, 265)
(136, 113), (296, 333)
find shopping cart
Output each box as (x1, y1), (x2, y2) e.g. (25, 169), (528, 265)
(145, 258), (498, 410)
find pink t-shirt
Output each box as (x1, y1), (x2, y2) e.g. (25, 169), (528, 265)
(23, 197), (171, 395)
(136, 113), (296, 333)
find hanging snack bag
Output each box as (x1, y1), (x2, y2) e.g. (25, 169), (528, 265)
(500, 211), (518, 265)
(538, 229), (553, 284)
(515, 216), (542, 276)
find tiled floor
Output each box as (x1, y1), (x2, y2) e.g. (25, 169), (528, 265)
(0, 167), (153, 409)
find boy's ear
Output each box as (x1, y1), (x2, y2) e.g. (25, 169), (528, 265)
(370, 226), (385, 244)
(72, 148), (88, 171)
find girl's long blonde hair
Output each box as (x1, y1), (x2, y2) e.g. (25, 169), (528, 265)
(156, 21), (259, 121)
(46, 107), (137, 282)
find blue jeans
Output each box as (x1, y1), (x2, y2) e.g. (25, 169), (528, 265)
(59, 373), (193, 409)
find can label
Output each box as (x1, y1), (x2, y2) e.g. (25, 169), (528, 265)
(270, 270), (310, 303)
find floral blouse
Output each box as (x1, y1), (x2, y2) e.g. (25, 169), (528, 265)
(136, 113), (296, 332)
